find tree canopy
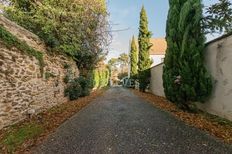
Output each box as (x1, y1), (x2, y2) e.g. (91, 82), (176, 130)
(2, 0), (110, 72)
(163, 0), (212, 110)
(204, 0), (232, 34)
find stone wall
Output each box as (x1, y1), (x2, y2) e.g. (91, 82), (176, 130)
(150, 34), (232, 121)
(0, 16), (79, 129)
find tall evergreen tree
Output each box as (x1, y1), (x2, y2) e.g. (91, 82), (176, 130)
(163, 0), (187, 106)
(138, 6), (152, 92)
(163, 0), (212, 109)
(130, 36), (138, 79)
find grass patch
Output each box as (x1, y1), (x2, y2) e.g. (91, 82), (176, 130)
(1, 123), (43, 153)
(0, 25), (44, 75)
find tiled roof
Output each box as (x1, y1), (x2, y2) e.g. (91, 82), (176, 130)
(149, 38), (167, 55)
(133, 38), (167, 55)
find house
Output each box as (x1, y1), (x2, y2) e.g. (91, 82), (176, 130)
(149, 38), (167, 66)
(129, 38), (167, 67)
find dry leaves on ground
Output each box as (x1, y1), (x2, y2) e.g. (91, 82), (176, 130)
(0, 88), (107, 154)
(132, 89), (232, 144)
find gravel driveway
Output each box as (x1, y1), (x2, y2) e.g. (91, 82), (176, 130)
(34, 87), (232, 154)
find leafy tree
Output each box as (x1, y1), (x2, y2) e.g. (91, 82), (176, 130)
(204, 0), (232, 34)
(163, 0), (212, 110)
(3, 0), (110, 72)
(138, 6), (152, 92)
(118, 53), (129, 73)
(118, 53), (129, 66)
(108, 58), (119, 70)
(129, 36), (138, 79)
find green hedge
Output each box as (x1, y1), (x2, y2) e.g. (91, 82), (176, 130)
(92, 69), (109, 89)
(65, 76), (91, 100)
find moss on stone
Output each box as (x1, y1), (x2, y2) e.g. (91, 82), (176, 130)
(0, 25), (45, 75)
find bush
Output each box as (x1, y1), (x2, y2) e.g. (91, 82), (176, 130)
(93, 70), (100, 88)
(92, 69), (109, 88)
(64, 79), (82, 101)
(65, 76), (91, 100)
(77, 76), (91, 97)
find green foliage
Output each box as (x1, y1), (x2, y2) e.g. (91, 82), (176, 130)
(4, 0), (109, 69)
(105, 69), (110, 85)
(118, 53), (129, 66)
(65, 76), (91, 100)
(118, 72), (128, 80)
(63, 64), (74, 84)
(63, 75), (69, 84)
(1, 123), (43, 153)
(45, 72), (56, 80)
(0, 25), (44, 75)
(108, 58), (119, 70)
(204, 0), (232, 33)
(163, 0), (212, 109)
(77, 76), (91, 97)
(63, 63), (70, 69)
(92, 69), (109, 88)
(64, 79), (81, 101)
(138, 6), (152, 92)
(93, 70), (100, 88)
(130, 36), (138, 79)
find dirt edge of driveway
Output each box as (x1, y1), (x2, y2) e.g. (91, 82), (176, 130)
(132, 89), (232, 144)
(0, 88), (108, 154)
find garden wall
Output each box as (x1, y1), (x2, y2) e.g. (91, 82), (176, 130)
(150, 63), (165, 97)
(0, 16), (79, 129)
(150, 34), (232, 121)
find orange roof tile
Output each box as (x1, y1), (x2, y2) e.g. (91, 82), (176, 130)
(133, 38), (167, 55)
(149, 38), (167, 55)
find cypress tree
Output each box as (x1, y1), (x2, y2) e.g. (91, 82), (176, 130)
(130, 36), (138, 79)
(163, 0), (212, 109)
(163, 0), (187, 105)
(138, 6), (152, 92)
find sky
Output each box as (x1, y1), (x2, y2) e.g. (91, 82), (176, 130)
(107, 0), (219, 60)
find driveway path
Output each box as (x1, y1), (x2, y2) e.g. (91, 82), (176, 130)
(34, 87), (232, 154)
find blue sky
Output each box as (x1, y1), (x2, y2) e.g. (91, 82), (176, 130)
(107, 0), (218, 60)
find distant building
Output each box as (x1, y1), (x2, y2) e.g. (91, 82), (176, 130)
(129, 38), (167, 68)
(149, 38), (167, 66)
(128, 38), (167, 78)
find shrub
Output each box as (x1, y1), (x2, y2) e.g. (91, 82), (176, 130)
(77, 76), (91, 97)
(64, 79), (82, 101)
(93, 70), (100, 88)
(91, 69), (109, 88)
(63, 75), (70, 84)
(64, 76), (91, 100)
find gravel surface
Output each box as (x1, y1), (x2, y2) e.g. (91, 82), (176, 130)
(34, 87), (232, 154)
